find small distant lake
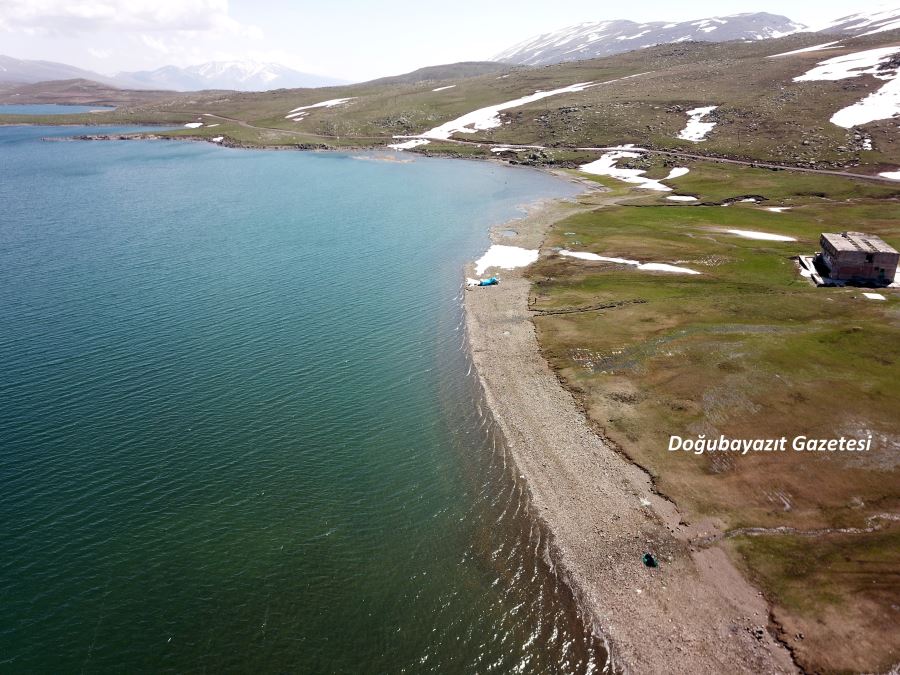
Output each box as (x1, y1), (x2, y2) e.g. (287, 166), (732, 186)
(0, 104), (116, 115)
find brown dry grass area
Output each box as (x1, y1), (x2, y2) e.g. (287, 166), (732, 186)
(537, 299), (899, 533)
(729, 526), (900, 672)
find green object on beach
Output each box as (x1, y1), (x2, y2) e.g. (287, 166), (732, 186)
(642, 553), (659, 568)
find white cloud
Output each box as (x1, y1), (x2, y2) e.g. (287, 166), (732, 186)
(0, 0), (260, 38)
(237, 49), (330, 74)
(140, 34), (171, 54)
(88, 47), (112, 58)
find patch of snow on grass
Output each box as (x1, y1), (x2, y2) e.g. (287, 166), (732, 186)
(288, 97), (355, 114)
(561, 250), (632, 263)
(559, 250), (700, 274)
(830, 69), (900, 128)
(639, 263), (701, 274)
(863, 292), (887, 300)
(184, 122), (203, 128)
(726, 229), (796, 241)
(490, 145), (545, 152)
(677, 106), (718, 142)
(419, 81), (596, 140)
(667, 195), (698, 201)
(793, 46), (899, 81)
(665, 167), (690, 179)
(206, 123), (220, 127)
(766, 207), (791, 212)
(475, 245), (539, 275)
(432, 85), (456, 92)
(768, 41), (842, 58)
(879, 170), (900, 180)
(792, 46), (900, 126)
(387, 139), (430, 150)
(212, 136), (224, 142)
(580, 151), (673, 191)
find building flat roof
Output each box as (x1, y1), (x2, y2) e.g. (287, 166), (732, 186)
(821, 231), (898, 254)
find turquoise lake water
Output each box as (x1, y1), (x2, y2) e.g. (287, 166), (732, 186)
(0, 104), (116, 115)
(0, 127), (608, 672)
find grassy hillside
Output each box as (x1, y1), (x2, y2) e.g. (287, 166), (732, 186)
(4, 31), (896, 174)
(529, 160), (900, 673)
(362, 61), (512, 86)
(0, 78), (178, 107)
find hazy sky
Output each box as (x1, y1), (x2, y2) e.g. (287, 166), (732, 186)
(0, 0), (892, 81)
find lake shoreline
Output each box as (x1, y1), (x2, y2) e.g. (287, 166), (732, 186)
(463, 186), (798, 673)
(1, 125), (611, 671)
(15, 124), (796, 670)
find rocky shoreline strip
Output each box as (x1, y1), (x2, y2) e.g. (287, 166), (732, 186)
(463, 187), (797, 673)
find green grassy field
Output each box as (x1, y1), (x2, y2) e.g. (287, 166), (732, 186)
(528, 161), (900, 673)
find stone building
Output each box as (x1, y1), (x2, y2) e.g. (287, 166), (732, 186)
(818, 232), (898, 284)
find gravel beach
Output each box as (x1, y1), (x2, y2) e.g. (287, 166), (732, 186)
(464, 189), (797, 673)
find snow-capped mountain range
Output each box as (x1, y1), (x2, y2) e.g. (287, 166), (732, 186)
(494, 13), (805, 66)
(494, 8), (900, 67)
(118, 61), (346, 92)
(810, 6), (900, 36)
(2, 7), (898, 91)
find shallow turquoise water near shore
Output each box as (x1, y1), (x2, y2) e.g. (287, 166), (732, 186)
(0, 128), (607, 672)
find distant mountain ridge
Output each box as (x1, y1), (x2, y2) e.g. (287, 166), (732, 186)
(494, 12), (806, 66)
(0, 56), (345, 92)
(118, 61), (346, 92)
(0, 55), (124, 87)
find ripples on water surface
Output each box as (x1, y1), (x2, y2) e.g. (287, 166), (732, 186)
(0, 126), (608, 673)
